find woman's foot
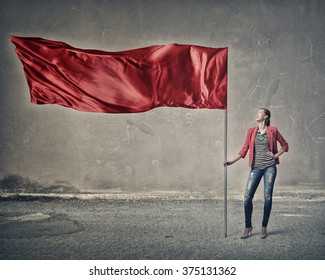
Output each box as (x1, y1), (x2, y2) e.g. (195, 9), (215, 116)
(260, 227), (267, 239)
(241, 227), (253, 239)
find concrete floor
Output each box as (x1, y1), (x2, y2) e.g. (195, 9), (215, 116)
(0, 194), (324, 260)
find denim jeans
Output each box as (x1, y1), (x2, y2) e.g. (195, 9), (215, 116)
(244, 164), (277, 228)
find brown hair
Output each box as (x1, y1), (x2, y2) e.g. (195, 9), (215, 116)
(260, 108), (271, 126)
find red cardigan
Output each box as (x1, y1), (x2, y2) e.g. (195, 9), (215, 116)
(238, 126), (289, 167)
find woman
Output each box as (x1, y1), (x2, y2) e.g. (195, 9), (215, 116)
(224, 108), (288, 239)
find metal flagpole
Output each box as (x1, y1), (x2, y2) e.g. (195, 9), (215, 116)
(224, 108), (228, 237)
(223, 47), (229, 238)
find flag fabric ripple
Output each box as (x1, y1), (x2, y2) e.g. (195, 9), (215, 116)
(10, 36), (227, 113)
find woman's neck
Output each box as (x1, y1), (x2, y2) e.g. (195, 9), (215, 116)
(258, 122), (267, 132)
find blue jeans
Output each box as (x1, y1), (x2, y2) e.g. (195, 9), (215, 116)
(244, 164), (277, 228)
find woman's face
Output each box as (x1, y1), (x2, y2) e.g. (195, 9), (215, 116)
(256, 109), (267, 122)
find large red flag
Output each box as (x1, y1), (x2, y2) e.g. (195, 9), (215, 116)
(10, 36), (227, 113)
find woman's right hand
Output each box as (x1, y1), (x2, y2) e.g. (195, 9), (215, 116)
(223, 154), (242, 167)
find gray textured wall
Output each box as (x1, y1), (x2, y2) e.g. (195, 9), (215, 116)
(0, 0), (324, 196)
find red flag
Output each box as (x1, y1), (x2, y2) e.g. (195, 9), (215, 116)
(10, 36), (227, 113)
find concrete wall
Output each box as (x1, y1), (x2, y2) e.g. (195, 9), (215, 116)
(1, 0), (324, 195)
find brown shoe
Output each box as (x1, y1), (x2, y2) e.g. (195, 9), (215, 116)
(241, 227), (253, 239)
(260, 227), (267, 239)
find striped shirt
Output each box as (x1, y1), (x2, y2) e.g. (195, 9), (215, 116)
(252, 130), (275, 169)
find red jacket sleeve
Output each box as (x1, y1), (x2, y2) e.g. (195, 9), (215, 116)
(276, 129), (289, 152)
(238, 128), (252, 158)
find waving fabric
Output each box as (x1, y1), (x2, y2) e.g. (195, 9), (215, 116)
(10, 35), (227, 113)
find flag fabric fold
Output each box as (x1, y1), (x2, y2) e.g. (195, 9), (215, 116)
(10, 35), (227, 113)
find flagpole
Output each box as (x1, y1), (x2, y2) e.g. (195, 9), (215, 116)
(223, 46), (228, 237)
(224, 108), (228, 237)
(223, 47), (229, 238)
